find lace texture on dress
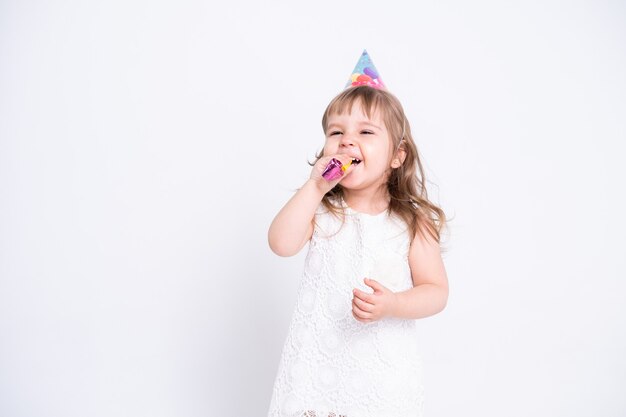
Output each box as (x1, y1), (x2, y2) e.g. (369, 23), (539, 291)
(268, 201), (424, 417)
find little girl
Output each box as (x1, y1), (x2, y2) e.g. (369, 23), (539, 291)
(267, 51), (449, 417)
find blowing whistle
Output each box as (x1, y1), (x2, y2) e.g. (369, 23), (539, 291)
(322, 158), (353, 181)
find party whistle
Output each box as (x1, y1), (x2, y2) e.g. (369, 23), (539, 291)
(322, 158), (353, 181)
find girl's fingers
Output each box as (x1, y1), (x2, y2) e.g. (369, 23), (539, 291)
(352, 310), (372, 323)
(353, 309), (370, 321)
(353, 288), (374, 304)
(352, 300), (372, 319)
(364, 278), (385, 292)
(353, 314), (371, 323)
(352, 295), (374, 312)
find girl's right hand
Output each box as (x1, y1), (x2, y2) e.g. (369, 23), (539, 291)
(309, 154), (356, 193)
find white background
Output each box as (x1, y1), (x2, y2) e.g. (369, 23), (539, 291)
(1, 1), (625, 416)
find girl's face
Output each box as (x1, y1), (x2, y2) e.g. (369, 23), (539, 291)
(323, 99), (397, 193)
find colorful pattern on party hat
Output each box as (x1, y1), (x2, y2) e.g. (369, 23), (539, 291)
(344, 49), (386, 90)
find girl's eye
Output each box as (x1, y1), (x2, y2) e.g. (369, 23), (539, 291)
(329, 131), (342, 136)
(361, 130), (374, 135)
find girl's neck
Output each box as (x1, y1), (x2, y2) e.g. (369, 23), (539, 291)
(342, 188), (390, 216)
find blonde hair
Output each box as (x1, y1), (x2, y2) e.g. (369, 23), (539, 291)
(311, 85), (448, 245)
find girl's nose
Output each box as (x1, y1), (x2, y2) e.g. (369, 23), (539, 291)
(340, 133), (356, 147)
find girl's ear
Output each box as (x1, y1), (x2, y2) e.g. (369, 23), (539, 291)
(392, 141), (407, 168)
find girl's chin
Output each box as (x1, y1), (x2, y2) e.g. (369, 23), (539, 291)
(339, 177), (360, 189)
(345, 163), (362, 178)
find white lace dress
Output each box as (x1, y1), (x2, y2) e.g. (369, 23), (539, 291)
(267, 201), (425, 417)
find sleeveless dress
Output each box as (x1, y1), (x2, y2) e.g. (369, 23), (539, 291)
(267, 199), (425, 417)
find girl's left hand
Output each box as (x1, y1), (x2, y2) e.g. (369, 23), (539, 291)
(352, 278), (398, 323)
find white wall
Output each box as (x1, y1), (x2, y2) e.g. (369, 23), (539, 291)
(1, 1), (625, 416)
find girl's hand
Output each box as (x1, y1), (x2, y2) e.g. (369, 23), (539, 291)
(352, 278), (398, 323)
(309, 154), (355, 193)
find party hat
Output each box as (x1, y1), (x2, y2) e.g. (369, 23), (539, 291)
(344, 49), (386, 90)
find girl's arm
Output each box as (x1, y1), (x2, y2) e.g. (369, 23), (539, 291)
(351, 227), (449, 322)
(268, 154), (355, 257)
(268, 179), (325, 257)
(393, 229), (449, 319)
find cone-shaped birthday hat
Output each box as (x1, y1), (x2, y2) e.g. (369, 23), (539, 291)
(344, 49), (386, 90)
